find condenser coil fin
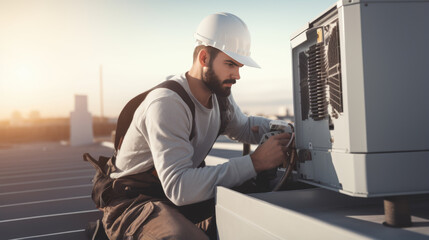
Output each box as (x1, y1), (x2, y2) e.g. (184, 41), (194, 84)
(307, 43), (328, 121)
(327, 23), (343, 114)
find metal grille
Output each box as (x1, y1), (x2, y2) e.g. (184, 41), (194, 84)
(307, 43), (328, 121)
(327, 24), (343, 114)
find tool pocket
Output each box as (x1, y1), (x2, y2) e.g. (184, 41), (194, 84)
(83, 153), (116, 208)
(124, 200), (155, 237)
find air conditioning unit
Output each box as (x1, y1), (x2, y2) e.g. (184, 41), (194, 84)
(291, 0), (429, 197)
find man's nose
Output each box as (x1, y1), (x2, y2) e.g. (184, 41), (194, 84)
(232, 68), (240, 80)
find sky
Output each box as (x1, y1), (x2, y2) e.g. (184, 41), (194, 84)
(0, 0), (337, 120)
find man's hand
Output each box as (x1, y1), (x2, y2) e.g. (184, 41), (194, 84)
(250, 132), (292, 173)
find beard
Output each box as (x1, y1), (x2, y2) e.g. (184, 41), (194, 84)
(203, 66), (236, 97)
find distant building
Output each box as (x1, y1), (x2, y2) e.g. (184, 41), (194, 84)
(28, 110), (41, 121)
(70, 95), (94, 146)
(10, 111), (25, 126)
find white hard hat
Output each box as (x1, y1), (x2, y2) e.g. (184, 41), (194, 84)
(194, 12), (260, 68)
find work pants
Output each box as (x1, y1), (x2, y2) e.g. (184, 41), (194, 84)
(101, 194), (215, 240)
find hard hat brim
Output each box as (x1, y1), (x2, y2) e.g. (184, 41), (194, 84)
(222, 49), (261, 68)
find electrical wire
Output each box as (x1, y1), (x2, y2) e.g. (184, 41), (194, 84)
(272, 123), (297, 191)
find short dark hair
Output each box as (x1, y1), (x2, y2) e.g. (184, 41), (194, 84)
(193, 45), (221, 65)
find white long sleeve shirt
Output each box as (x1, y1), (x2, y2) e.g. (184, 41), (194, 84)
(111, 73), (270, 206)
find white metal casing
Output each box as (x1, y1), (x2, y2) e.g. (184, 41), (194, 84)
(215, 187), (429, 239)
(291, 0), (429, 197)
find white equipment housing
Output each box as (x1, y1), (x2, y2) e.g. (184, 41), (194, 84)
(215, 2), (429, 239)
(291, 0), (429, 197)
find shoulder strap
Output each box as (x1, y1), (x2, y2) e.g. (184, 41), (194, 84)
(114, 80), (196, 151)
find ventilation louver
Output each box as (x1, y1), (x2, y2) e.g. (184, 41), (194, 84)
(326, 23), (343, 116)
(307, 43), (328, 121)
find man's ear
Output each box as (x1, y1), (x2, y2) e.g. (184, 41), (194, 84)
(198, 49), (210, 67)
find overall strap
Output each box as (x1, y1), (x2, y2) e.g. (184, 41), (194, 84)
(114, 80), (196, 151)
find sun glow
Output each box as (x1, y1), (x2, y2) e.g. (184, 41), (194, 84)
(16, 65), (33, 79)
(10, 64), (38, 92)
(0, 0), (336, 120)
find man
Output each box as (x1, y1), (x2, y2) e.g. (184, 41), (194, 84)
(98, 12), (291, 239)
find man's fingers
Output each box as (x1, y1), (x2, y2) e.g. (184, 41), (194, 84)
(282, 146), (290, 154)
(273, 132), (292, 139)
(278, 139), (290, 146)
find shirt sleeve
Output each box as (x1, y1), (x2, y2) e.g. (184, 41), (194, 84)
(143, 94), (257, 206)
(223, 95), (271, 144)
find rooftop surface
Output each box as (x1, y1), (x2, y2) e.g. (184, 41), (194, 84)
(0, 137), (245, 240)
